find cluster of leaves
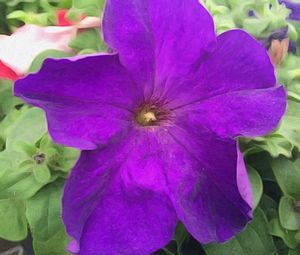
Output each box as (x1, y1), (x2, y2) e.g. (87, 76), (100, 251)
(0, 0), (71, 33)
(0, 79), (79, 254)
(1, 0), (300, 255)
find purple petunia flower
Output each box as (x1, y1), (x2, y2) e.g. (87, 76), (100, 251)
(14, 0), (286, 254)
(279, 0), (300, 20)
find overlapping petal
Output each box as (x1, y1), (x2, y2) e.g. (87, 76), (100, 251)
(177, 86), (286, 139)
(63, 130), (177, 255)
(14, 54), (143, 150)
(103, 0), (216, 96)
(165, 123), (252, 243)
(167, 29), (278, 107)
(63, 124), (252, 251)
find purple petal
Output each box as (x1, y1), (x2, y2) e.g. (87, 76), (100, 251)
(103, 0), (216, 97)
(68, 240), (80, 254)
(168, 29), (277, 107)
(237, 147), (253, 209)
(63, 108), (253, 248)
(63, 130), (177, 255)
(14, 54), (142, 150)
(165, 123), (252, 243)
(179, 86), (286, 138)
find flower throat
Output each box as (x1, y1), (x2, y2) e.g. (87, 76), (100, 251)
(135, 101), (170, 127)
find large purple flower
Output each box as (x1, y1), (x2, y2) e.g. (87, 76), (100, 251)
(15, 0), (286, 254)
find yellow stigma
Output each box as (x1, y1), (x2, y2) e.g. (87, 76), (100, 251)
(136, 110), (157, 126)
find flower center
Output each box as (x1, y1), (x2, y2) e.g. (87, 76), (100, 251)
(136, 110), (157, 126)
(135, 101), (170, 127)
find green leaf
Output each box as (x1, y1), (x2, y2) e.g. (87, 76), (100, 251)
(173, 223), (189, 255)
(0, 109), (23, 140)
(5, 107), (47, 152)
(33, 165), (51, 184)
(7, 10), (51, 25)
(289, 246), (300, 255)
(279, 196), (300, 231)
(0, 199), (28, 241)
(0, 157), (11, 179)
(39, 134), (79, 173)
(26, 179), (70, 255)
(203, 208), (276, 255)
(71, 0), (105, 16)
(69, 28), (106, 52)
(260, 195), (278, 220)
(162, 248), (176, 255)
(271, 157), (300, 199)
(0, 150), (52, 199)
(33, 229), (71, 255)
(252, 134), (293, 158)
(0, 80), (22, 119)
(269, 218), (298, 249)
(247, 166), (263, 209)
(276, 100), (300, 151)
(244, 100), (300, 159)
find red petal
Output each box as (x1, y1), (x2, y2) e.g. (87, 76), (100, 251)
(0, 60), (20, 80)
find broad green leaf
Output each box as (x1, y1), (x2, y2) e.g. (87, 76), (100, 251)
(49, 146), (79, 173)
(5, 107), (47, 151)
(271, 157), (300, 199)
(277, 100), (300, 151)
(0, 80), (22, 119)
(260, 195), (278, 220)
(269, 218), (298, 249)
(0, 137), (4, 152)
(0, 199), (28, 241)
(0, 150), (52, 199)
(71, 0), (105, 16)
(33, 229), (70, 255)
(7, 10), (50, 25)
(243, 18), (269, 37)
(0, 157), (10, 179)
(32, 165), (51, 184)
(296, 231), (300, 243)
(203, 208), (276, 255)
(26, 179), (70, 255)
(279, 196), (300, 231)
(289, 246), (300, 255)
(69, 28), (106, 52)
(2, 0), (35, 7)
(247, 166), (263, 208)
(0, 109), (23, 140)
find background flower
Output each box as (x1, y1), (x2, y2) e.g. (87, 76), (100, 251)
(0, 15), (100, 80)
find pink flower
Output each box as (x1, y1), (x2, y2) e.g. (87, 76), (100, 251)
(0, 15), (101, 80)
